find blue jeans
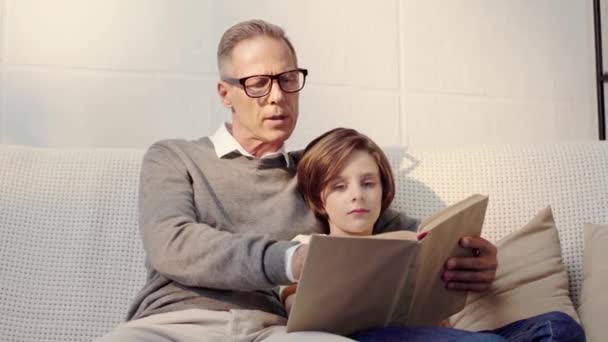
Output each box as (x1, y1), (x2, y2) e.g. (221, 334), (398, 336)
(349, 311), (585, 342)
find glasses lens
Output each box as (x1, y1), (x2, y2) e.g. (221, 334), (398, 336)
(244, 76), (272, 97)
(279, 70), (305, 92)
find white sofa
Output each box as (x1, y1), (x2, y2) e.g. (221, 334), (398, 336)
(1, 141), (607, 341)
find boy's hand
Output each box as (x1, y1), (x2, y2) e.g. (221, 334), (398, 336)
(442, 236), (498, 292)
(285, 294), (296, 315)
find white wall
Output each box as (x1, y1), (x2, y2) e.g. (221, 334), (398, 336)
(0, 0), (601, 149)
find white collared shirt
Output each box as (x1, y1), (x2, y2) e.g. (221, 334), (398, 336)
(209, 123), (299, 283)
(209, 123), (291, 167)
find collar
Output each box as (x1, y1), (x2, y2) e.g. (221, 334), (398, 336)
(209, 123), (291, 167)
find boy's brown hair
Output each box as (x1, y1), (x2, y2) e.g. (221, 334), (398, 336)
(297, 128), (395, 222)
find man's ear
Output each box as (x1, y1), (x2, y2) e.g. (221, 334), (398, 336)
(217, 82), (232, 109)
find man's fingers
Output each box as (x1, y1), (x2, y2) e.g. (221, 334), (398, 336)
(460, 236), (497, 255)
(442, 269), (495, 283)
(445, 281), (492, 292)
(446, 255), (498, 270)
(442, 235), (498, 294)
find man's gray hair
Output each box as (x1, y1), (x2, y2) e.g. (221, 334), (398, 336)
(217, 19), (298, 76)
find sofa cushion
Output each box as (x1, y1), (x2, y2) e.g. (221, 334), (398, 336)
(578, 223), (608, 342)
(448, 207), (579, 331)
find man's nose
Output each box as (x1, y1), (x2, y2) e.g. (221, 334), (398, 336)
(267, 79), (285, 103)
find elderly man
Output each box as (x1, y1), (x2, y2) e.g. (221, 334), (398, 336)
(98, 20), (583, 342)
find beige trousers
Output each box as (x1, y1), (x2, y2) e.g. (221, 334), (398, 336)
(96, 309), (355, 342)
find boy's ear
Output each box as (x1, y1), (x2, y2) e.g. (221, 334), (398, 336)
(316, 203), (328, 219)
(317, 208), (327, 217)
(217, 82), (232, 108)
(317, 195), (327, 217)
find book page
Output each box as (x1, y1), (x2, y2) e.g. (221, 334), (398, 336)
(405, 194), (489, 326)
(286, 234), (419, 335)
(371, 230), (418, 241)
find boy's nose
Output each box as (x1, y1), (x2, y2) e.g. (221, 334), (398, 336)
(350, 186), (364, 201)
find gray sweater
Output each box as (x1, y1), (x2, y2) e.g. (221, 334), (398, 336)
(127, 137), (418, 320)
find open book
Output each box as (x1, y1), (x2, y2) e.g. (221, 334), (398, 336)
(286, 194), (489, 335)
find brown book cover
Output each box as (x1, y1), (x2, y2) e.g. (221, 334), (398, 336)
(286, 194), (489, 335)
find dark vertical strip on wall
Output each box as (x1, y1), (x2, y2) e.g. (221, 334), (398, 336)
(593, 0), (607, 140)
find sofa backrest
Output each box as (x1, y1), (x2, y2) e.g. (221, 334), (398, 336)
(1, 142), (607, 342)
(384, 142), (608, 310)
(0, 145), (147, 341)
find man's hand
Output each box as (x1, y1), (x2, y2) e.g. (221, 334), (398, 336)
(291, 243), (309, 281)
(442, 236), (498, 292)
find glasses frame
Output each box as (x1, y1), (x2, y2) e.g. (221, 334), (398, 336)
(222, 68), (308, 98)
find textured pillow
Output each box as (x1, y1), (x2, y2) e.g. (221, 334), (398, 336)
(448, 207), (580, 331)
(578, 223), (608, 342)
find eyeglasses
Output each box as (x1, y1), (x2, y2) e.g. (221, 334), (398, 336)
(222, 68), (308, 98)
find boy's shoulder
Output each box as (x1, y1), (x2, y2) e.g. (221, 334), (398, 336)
(374, 208), (420, 234)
